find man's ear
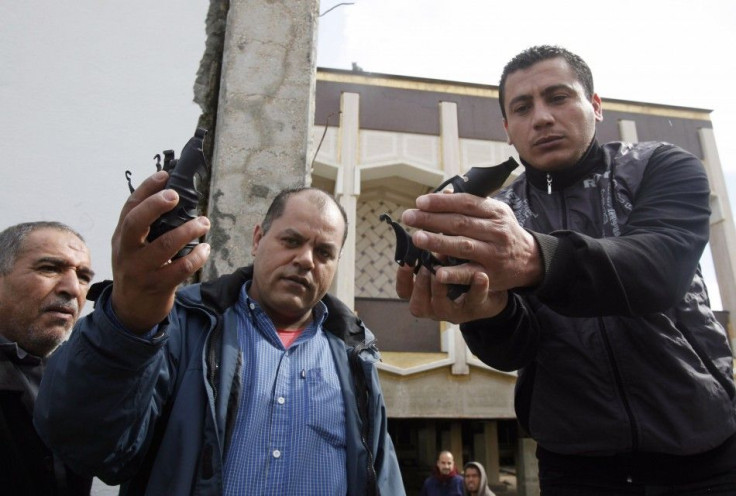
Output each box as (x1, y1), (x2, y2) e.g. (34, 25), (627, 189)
(251, 224), (263, 257)
(503, 118), (513, 145)
(592, 93), (603, 122)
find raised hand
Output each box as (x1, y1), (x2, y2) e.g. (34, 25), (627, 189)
(395, 192), (542, 323)
(111, 171), (211, 333)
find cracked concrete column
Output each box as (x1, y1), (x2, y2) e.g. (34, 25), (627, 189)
(203, 0), (320, 279)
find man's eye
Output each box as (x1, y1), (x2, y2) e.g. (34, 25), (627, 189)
(315, 248), (332, 260)
(512, 104), (530, 115)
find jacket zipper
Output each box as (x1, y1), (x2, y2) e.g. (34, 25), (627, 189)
(598, 317), (639, 451)
(558, 186), (637, 448)
(547, 173), (552, 195)
(559, 188), (568, 229)
(349, 342), (380, 495)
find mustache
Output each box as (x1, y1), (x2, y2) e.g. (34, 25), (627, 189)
(284, 274), (312, 289)
(41, 298), (79, 316)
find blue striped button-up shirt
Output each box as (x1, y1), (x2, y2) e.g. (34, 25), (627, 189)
(223, 283), (347, 495)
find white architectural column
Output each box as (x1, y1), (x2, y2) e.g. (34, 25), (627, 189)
(699, 127), (736, 345)
(440, 101), (462, 178)
(333, 92), (360, 309)
(440, 100), (474, 374)
(451, 326), (470, 375)
(618, 119), (639, 142)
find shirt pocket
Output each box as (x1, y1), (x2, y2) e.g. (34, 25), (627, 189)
(305, 367), (346, 448)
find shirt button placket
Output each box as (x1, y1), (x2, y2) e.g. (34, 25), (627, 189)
(268, 352), (289, 490)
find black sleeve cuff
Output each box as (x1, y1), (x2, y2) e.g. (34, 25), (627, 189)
(460, 292), (519, 341)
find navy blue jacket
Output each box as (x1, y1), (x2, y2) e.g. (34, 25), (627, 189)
(35, 267), (405, 495)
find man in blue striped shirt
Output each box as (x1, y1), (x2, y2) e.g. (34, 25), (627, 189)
(35, 181), (406, 495)
(221, 188), (354, 494)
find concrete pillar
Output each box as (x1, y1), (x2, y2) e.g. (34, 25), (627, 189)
(473, 432), (485, 466)
(204, 0), (320, 279)
(418, 421), (438, 466)
(332, 92), (360, 309)
(450, 421), (464, 470)
(483, 421), (501, 485)
(441, 430), (451, 457)
(516, 437), (540, 496)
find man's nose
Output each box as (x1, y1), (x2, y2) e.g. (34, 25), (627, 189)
(532, 104), (554, 128)
(56, 269), (84, 298)
(293, 246), (315, 269)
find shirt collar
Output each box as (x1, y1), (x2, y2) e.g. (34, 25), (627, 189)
(239, 281), (329, 330)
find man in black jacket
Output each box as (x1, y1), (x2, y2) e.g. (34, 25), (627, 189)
(0, 221), (94, 495)
(395, 45), (736, 493)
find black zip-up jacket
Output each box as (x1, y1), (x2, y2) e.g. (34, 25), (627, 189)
(0, 340), (92, 495)
(461, 141), (736, 480)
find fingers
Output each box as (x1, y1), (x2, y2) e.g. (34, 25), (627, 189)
(115, 171), (211, 267)
(435, 261), (484, 288)
(397, 262), (508, 324)
(402, 199), (512, 248)
(391, 191), (521, 323)
(398, 191), (541, 292)
(460, 273), (509, 322)
(109, 170), (213, 332)
(145, 237), (211, 284)
(410, 230), (482, 265)
(148, 216), (211, 268)
(404, 192), (500, 221)
(111, 230), (211, 333)
(461, 271), (493, 308)
(407, 267), (437, 320)
(115, 172), (176, 258)
(117, 171), (170, 225)
(395, 264), (416, 300)
(113, 214), (211, 283)
(116, 188), (180, 262)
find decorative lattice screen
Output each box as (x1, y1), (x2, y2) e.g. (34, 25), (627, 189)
(355, 198), (408, 298)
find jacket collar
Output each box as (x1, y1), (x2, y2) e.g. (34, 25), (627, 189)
(199, 266), (371, 348)
(88, 267), (373, 348)
(521, 138), (605, 193)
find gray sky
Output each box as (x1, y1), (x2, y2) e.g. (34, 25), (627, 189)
(316, 0), (736, 308)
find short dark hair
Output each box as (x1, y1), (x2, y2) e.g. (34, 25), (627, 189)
(261, 187), (348, 246)
(0, 221), (85, 275)
(499, 45), (594, 119)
